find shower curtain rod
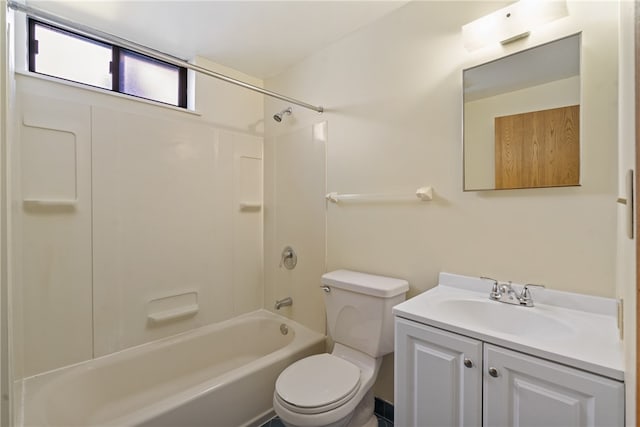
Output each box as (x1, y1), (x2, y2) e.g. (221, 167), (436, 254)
(7, 0), (325, 113)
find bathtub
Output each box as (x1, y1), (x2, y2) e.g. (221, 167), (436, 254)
(17, 309), (326, 427)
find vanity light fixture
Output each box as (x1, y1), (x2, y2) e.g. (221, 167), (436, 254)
(462, 0), (568, 51)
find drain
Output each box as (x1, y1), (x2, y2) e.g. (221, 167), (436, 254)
(280, 324), (289, 335)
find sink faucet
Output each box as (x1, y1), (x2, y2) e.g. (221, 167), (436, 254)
(481, 277), (545, 307)
(275, 297), (293, 310)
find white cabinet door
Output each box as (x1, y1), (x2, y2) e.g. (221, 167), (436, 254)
(395, 317), (482, 427)
(484, 344), (624, 427)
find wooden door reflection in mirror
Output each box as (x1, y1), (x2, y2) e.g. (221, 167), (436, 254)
(494, 105), (579, 189)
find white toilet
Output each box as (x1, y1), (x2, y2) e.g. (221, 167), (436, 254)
(273, 270), (409, 427)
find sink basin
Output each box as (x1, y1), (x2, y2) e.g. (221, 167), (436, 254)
(436, 298), (575, 338)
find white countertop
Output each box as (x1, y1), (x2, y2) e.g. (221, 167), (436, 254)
(393, 272), (625, 381)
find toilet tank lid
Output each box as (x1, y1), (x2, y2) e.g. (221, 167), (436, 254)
(321, 270), (409, 298)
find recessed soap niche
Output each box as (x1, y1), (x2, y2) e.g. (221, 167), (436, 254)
(21, 124), (78, 205)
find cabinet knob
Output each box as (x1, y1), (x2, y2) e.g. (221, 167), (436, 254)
(463, 358), (473, 368)
(488, 367), (499, 378)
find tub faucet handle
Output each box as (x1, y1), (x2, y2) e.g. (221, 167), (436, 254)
(279, 246), (297, 270)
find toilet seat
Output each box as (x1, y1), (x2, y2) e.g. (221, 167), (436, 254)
(275, 354), (361, 415)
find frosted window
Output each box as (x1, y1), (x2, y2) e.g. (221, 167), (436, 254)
(33, 24), (112, 90)
(120, 51), (181, 106)
(29, 19), (187, 108)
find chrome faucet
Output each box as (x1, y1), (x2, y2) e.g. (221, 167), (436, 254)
(275, 297), (293, 310)
(499, 281), (519, 303)
(481, 276), (500, 300)
(481, 277), (545, 307)
(519, 284), (546, 307)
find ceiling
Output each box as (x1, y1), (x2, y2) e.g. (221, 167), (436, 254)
(27, 0), (409, 79)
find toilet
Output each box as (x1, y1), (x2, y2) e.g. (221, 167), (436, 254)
(273, 270), (409, 427)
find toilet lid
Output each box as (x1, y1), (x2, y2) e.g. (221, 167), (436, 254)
(275, 354), (361, 409)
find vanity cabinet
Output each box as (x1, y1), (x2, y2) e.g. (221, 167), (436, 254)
(395, 317), (482, 426)
(395, 317), (624, 427)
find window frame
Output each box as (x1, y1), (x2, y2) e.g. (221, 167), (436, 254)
(28, 18), (188, 108)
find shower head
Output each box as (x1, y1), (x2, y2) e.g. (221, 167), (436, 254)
(273, 107), (292, 122)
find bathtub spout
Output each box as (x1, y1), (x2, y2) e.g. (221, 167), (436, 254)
(275, 297), (293, 310)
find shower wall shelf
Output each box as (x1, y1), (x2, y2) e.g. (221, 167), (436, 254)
(147, 304), (199, 324)
(147, 291), (198, 324)
(326, 186), (434, 204)
(23, 199), (77, 207)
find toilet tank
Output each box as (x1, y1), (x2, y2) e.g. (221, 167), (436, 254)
(321, 270), (409, 358)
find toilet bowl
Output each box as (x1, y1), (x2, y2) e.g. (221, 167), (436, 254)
(273, 344), (379, 427)
(273, 270), (409, 427)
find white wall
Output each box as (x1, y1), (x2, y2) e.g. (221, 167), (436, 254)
(15, 91), (93, 376)
(192, 56), (265, 134)
(91, 105), (262, 356)
(11, 51), (264, 377)
(263, 120), (327, 333)
(265, 0), (620, 402)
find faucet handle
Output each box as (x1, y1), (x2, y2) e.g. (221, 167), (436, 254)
(481, 276), (500, 300)
(279, 246), (297, 270)
(520, 284), (545, 306)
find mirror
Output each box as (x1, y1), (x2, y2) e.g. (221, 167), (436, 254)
(463, 34), (581, 191)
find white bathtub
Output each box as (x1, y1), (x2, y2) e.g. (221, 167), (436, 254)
(18, 310), (326, 427)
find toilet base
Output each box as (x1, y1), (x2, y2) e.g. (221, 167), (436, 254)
(344, 389), (375, 427)
(278, 413), (377, 427)
(354, 414), (378, 427)
(277, 389), (377, 427)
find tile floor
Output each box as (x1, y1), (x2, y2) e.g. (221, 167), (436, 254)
(261, 397), (394, 427)
(262, 415), (393, 427)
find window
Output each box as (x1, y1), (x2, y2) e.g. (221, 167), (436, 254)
(28, 19), (187, 108)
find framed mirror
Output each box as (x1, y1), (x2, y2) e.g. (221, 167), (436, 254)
(463, 34), (581, 191)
